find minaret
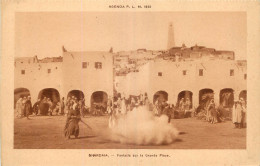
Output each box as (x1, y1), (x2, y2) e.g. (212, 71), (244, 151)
(167, 22), (175, 50)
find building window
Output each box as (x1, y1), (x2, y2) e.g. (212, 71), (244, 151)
(199, 69), (203, 76)
(244, 74), (247, 80)
(48, 69), (51, 73)
(95, 62), (102, 69)
(158, 72), (162, 76)
(82, 62), (89, 68)
(21, 70), (25, 75)
(183, 70), (187, 75)
(230, 69), (234, 76)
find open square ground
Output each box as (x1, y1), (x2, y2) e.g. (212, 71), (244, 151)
(14, 115), (246, 149)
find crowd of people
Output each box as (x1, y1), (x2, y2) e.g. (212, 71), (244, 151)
(110, 93), (149, 114)
(15, 93), (195, 121)
(65, 96), (87, 116)
(15, 96), (65, 118)
(62, 93), (247, 139)
(155, 97), (193, 119)
(15, 93), (247, 132)
(195, 96), (247, 128)
(200, 99), (225, 124)
(108, 93), (194, 124)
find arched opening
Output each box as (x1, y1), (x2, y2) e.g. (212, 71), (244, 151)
(90, 91), (108, 114)
(153, 91), (168, 104)
(38, 88), (60, 103)
(38, 88), (60, 115)
(199, 88), (214, 105)
(219, 88), (234, 108)
(177, 91), (193, 108)
(67, 90), (84, 100)
(239, 90), (247, 104)
(14, 88), (30, 108)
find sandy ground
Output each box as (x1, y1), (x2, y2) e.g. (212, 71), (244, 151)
(14, 115), (246, 149)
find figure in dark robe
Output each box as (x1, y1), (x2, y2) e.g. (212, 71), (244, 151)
(24, 96), (33, 119)
(32, 99), (41, 115)
(79, 98), (85, 117)
(162, 102), (172, 123)
(64, 101), (81, 139)
(60, 97), (65, 115)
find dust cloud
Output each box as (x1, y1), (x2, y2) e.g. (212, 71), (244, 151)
(109, 106), (179, 145)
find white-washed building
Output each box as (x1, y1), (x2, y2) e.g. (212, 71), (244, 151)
(14, 50), (113, 109)
(115, 58), (247, 108)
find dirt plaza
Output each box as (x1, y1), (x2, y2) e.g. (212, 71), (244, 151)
(14, 115), (246, 149)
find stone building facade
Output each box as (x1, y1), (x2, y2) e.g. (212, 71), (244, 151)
(14, 51), (113, 109)
(15, 47), (247, 110)
(115, 58), (247, 108)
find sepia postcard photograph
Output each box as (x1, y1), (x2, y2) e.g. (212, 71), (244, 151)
(1, 0), (260, 165)
(13, 12), (247, 149)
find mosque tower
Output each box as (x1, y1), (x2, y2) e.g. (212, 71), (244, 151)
(167, 22), (175, 50)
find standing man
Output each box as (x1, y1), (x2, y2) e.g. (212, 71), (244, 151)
(179, 98), (185, 112)
(64, 98), (81, 139)
(78, 98), (84, 116)
(154, 99), (160, 116)
(60, 97), (65, 115)
(32, 99), (41, 115)
(117, 97), (122, 114)
(47, 98), (53, 116)
(162, 102), (172, 123)
(208, 100), (217, 124)
(232, 100), (243, 128)
(140, 94), (144, 105)
(16, 97), (23, 118)
(107, 96), (113, 114)
(184, 98), (191, 117)
(24, 96), (33, 119)
(240, 98), (247, 128)
(205, 99), (214, 122)
(21, 96), (27, 117)
(130, 97), (136, 111)
(144, 96), (150, 110)
(121, 97), (127, 114)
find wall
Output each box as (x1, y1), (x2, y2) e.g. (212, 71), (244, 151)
(14, 59), (62, 104)
(15, 52), (246, 108)
(115, 59), (247, 107)
(62, 51), (113, 106)
(14, 51), (113, 106)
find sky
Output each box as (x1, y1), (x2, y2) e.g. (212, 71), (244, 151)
(15, 12), (246, 60)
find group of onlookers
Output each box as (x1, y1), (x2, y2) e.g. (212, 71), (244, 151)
(195, 96), (247, 128)
(34, 97), (64, 116)
(16, 96), (33, 119)
(15, 94), (247, 129)
(111, 93), (150, 115)
(16, 96), (65, 118)
(109, 93), (174, 123)
(65, 96), (88, 117)
(154, 98), (193, 119)
(203, 99), (224, 124)
(108, 93), (197, 123)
